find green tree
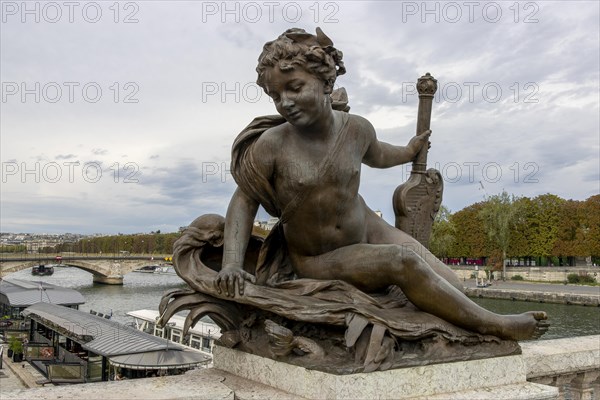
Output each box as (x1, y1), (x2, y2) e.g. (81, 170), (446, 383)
(450, 202), (487, 258)
(578, 195), (600, 258)
(479, 191), (523, 278)
(429, 205), (456, 259)
(553, 199), (581, 264)
(509, 196), (532, 261)
(0, 245), (27, 253)
(526, 194), (564, 264)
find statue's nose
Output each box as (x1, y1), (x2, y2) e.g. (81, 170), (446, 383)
(281, 94), (295, 109)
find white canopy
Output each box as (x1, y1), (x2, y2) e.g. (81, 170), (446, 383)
(108, 349), (210, 370)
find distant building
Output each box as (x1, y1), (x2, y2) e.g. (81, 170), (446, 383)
(264, 217), (279, 230)
(254, 217), (279, 231)
(0, 232), (87, 253)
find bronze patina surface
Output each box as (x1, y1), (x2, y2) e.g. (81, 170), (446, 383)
(159, 28), (548, 374)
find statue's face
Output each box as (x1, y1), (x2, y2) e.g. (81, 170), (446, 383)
(263, 65), (329, 128)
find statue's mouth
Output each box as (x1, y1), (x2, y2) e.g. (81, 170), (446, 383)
(287, 110), (301, 119)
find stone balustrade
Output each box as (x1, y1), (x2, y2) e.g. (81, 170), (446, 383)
(3, 335), (599, 399)
(521, 335), (600, 400)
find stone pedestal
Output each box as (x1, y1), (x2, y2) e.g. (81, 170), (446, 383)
(213, 346), (558, 399)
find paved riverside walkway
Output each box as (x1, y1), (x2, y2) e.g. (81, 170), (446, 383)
(0, 353), (28, 394)
(0, 345), (48, 397)
(463, 280), (600, 305)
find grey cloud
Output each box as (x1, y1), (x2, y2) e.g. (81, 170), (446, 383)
(1, 1), (597, 234)
(134, 159), (236, 207)
(582, 171), (600, 183)
(55, 154), (77, 160)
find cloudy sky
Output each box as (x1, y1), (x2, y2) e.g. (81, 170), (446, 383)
(1, 1), (599, 234)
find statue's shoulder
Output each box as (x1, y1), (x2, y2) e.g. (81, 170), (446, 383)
(347, 113), (375, 130)
(345, 113), (377, 142)
(256, 122), (288, 145)
(249, 122), (288, 159)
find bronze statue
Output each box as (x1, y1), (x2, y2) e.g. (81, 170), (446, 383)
(160, 28), (548, 373)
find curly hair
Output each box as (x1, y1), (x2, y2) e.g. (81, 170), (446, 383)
(256, 28), (346, 94)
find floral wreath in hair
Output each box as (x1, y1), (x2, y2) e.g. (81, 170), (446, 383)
(283, 27), (346, 79)
(257, 27), (348, 110)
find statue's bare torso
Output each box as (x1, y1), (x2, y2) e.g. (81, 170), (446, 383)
(257, 112), (368, 257)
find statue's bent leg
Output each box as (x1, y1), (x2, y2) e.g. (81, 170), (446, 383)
(291, 243), (547, 341)
(364, 210), (464, 291)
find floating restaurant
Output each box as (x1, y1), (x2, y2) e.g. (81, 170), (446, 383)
(21, 302), (210, 383)
(0, 278), (85, 338)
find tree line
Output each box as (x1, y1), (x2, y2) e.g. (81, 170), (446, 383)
(51, 232), (182, 255)
(0, 245), (27, 253)
(429, 193), (599, 269)
(21, 192), (600, 267)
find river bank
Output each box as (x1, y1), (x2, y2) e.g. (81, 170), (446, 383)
(464, 280), (600, 306)
(451, 265), (600, 283)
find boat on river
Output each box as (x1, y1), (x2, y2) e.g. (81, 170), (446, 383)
(133, 265), (162, 273)
(31, 265), (54, 276)
(127, 309), (220, 363)
(154, 266), (176, 275)
(133, 265), (176, 275)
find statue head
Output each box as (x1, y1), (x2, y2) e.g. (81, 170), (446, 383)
(256, 27), (346, 95)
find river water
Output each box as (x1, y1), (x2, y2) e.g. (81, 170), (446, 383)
(7, 266), (599, 340)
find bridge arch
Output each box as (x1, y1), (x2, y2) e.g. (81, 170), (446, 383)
(0, 258), (160, 285)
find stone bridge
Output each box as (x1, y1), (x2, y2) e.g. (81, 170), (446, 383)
(0, 255), (170, 284)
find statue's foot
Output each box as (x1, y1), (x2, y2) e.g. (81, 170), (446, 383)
(499, 311), (549, 341)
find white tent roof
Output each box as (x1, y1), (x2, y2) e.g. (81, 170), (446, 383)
(109, 349), (210, 370)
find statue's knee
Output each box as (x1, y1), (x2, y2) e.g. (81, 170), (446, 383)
(396, 246), (422, 266)
(387, 245), (421, 274)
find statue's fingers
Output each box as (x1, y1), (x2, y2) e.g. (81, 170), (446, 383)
(227, 276), (236, 298)
(215, 276), (222, 294)
(219, 276), (227, 296)
(237, 275), (245, 296)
